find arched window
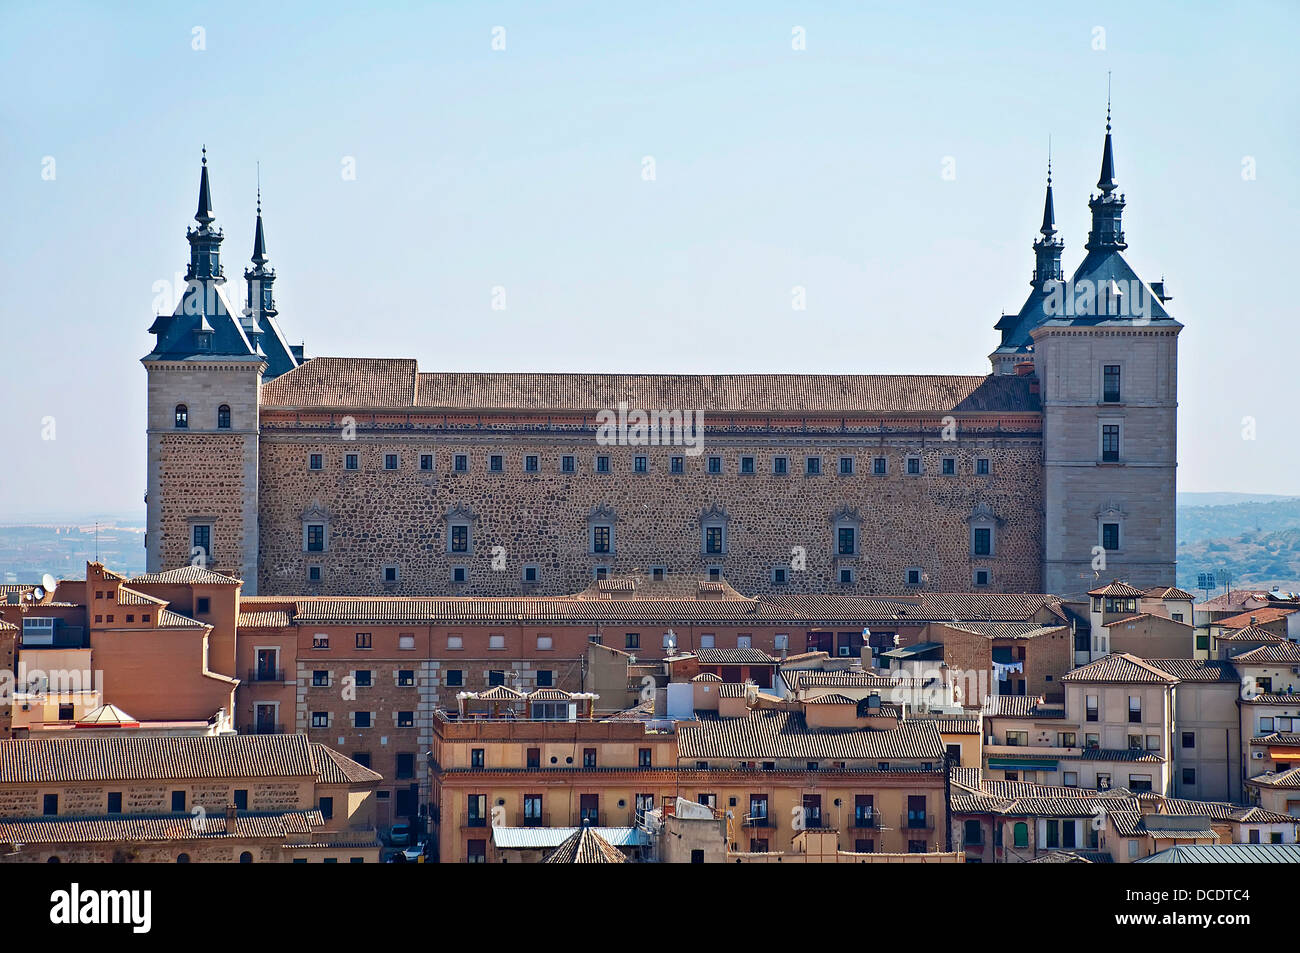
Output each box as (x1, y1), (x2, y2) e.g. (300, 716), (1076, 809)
(174, 404), (189, 428)
(217, 404), (231, 429)
(46, 856), (61, 863)
(1013, 822), (1029, 848)
(176, 852), (191, 863)
(239, 851), (253, 864)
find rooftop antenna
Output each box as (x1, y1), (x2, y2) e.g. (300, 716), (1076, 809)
(95, 521), (100, 562)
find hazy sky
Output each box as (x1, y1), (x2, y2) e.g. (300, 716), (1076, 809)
(1, 0), (1297, 520)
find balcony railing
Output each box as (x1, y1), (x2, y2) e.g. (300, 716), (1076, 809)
(901, 813), (935, 831)
(252, 722), (285, 735)
(851, 814), (878, 829)
(520, 813), (551, 828)
(742, 815), (771, 828)
(248, 668), (286, 683)
(463, 816), (489, 829)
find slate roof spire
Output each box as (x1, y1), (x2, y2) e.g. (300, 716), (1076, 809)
(1040, 142), (1057, 237)
(251, 186), (268, 264)
(1097, 84), (1117, 194)
(195, 146), (215, 225)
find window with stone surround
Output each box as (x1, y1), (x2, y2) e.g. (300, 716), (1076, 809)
(976, 457), (990, 475)
(771, 566), (788, 585)
(773, 456), (789, 475)
(740, 456), (755, 475)
(634, 455), (648, 473)
(384, 453), (399, 470)
(1100, 421), (1122, 462)
(708, 456), (722, 474)
(345, 453), (358, 470)
(451, 566), (467, 584)
(445, 505), (476, 555)
(905, 568), (923, 586)
(872, 456), (887, 475)
(454, 454), (469, 472)
(522, 564), (539, 584)
(382, 565), (399, 584)
(536, 670), (553, 687)
(309, 453), (323, 470)
(839, 456), (854, 476)
(941, 457), (956, 476)
(525, 454), (539, 472)
(587, 505), (617, 555)
(420, 453), (434, 471)
(174, 404), (188, 428)
(562, 455), (576, 473)
(805, 456), (821, 476)
(217, 404), (231, 429)
(699, 505), (729, 556)
(968, 504), (999, 558)
(670, 456), (684, 474)
(596, 455), (610, 473)
(308, 565), (322, 582)
(905, 455), (921, 475)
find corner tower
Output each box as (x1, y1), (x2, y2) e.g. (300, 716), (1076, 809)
(142, 150), (272, 590)
(1032, 105), (1180, 598)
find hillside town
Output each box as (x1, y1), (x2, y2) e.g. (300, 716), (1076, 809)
(3, 562), (1298, 864)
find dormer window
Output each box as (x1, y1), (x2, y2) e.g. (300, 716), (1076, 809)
(174, 405), (189, 428)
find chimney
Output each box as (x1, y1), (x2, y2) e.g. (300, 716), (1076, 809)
(226, 803), (237, 827)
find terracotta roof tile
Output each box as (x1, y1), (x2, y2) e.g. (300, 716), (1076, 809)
(1061, 654), (1178, 684)
(677, 710), (945, 762)
(542, 827), (627, 864)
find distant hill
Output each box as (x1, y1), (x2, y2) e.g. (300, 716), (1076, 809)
(1178, 492), (1300, 509)
(1176, 498), (1300, 592)
(0, 522), (145, 584)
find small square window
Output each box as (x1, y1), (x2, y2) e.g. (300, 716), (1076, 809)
(740, 456), (755, 475)
(839, 456), (854, 476)
(196, 597), (210, 614)
(354, 711), (371, 728)
(490, 455), (504, 472)
(383, 566), (398, 584)
(708, 456), (722, 474)
(593, 566), (610, 581)
(536, 670), (553, 688)
(313, 634), (329, 649)
(872, 456), (887, 475)
(562, 455), (576, 473)
(634, 455), (648, 473)
(309, 453), (323, 470)
(805, 456), (821, 476)
(906, 568), (922, 586)
(354, 669), (372, 687)
(398, 711), (414, 727)
(976, 457), (990, 475)
(452, 566), (467, 584)
(313, 670), (329, 687)
(773, 456), (788, 475)
(941, 457), (956, 476)
(384, 454), (399, 470)
(650, 566), (667, 581)
(308, 565), (322, 582)
(454, 454), (469, 472)
(772, 567), (788, 585)
(345, 453), (359, 471)
(707, 566), (722, 582)
(625, 633), (641, 649)
(524, 455), (539, 472)
(420, 454), (434, 471)
(311, 712), (328, 728)
(489, 634), (505, 650)
(670, 456), (684, 474)
(523, 565), (539, 584)
(906, 456), (921, 475)
(839, 568), (854, 585)
(596, 455), (610, 473)
(355, 632), (372, 650)
(445, 670), (463, 687)
(973, 569), (990, 587)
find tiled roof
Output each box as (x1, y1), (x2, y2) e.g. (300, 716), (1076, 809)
(917, 593), (1063, 621)
(0, 733), (318, 784)
(1250, 693), (1300, 705)
(1230, 643), (1300, 664)
(1250, 732), (1300, 747)
(238, 610), (292, 629)
(263, 360), (1040, 414)
(528, 689), (576, 701)
(803, 692), (857, 705)
(1088, 581), (1145, 598)
(987, 694), (1064, 718)
(115, 586), (167, 607)
(978, 781), (1113, 799)
(0, 810), (324, 845)
(783, 671), (911, 691)
(1061, 654), (1177, 684)
(676, 710), (945, 762)
(468, 686), (525, 700)
(1136, 844), (1300, 864)
(1108, 811), (1219, 840)
(288, 596), (793, 625)
(914, 714), (982, 734)
(157, 608), (208, 629)
(718, 683), (751, 699)
(696, 647), (777, 665)
(1142, 659), (1238, 682)
(1220, 625), (1287, 643)
(940, 621), (1067, 640)
(1246, 766), (1300, 789)
(1143, 587), (1195, 601)
(1214, 606), (1298, 629)
(1028, 849), (1114, 863)
(1101, 613), (1153, 627)
(542, 826), (628, 864)
(311, 744), (383, 785)
(690, 673), (723, 682)
(949, 766), (983, 793)
(1079, 748), (1165, 763)
(129, 567), (241, 586)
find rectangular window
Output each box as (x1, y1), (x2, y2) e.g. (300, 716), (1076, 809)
(43, 794), (58, 816)
(1102, 522), (1120, 551)
(525, 454), (539, 472)
(354, 670), (372, 687)
(524, 794), (543, 823)
(384, 453), (398, 470)
(356, 632), (372, 649)
(705, 526), (724, 554)
(445, 670), (463, 687)
(192, 524), (211, 556)
(1103, 364), (1121, 403)
(973, 569), (990, 586)
(450, 525), (469, 553)
(837, 526), (856, 556)
(670, 456), (684, 474)
(1128, 696), (1142, 723)
(1086, 695), (1099, 721)
(561, 455), (576, 473)
(527, 748), (541, 769)
(625, 632), (640, 649)
(976, 457), (990, 475)
(972, 527), (992, 556)
(1101, 424), (1121, 462)
(536, 669), (553, 687)
(740, 456), (755, 475)
(805, 456), (821, 476)
(309, 453), (323, 470)
(906, 456), (921, 474)
(639, 748), (652, 767)
(397, 669), (415, 687)
(313, 634), (329, 649)
(634, 455), (648, 473)
(471, 748), (485, 768)
(596, 455), (610, 473)
(345, 453), (359, 470)
(308, 565), (322, 582)
(454, 454), (468, 472)
(488, 670), (505, 686)
(773, 456), (788, 475)
(306, 524), (324, 552)
(592, 525), (611, 554)
(467, 794), (487, 827)
(383, 566), (398, 583)
(772, 567), (787, 585)
(839, 456), (854, 476)
(313, 670), (329, 687)
(700, 634), (715, 648)
(536, 635), (552, 650)
(906, 568), (922, 586)
(354, 711), (371, 728)
(523, 565), (539, 584)
(488, 634), (505, 650)
(583, 748), (597, 768)
(420, 453), (434, 471)
(489, 454), (503, 472)
(839, 568), (853, 585)
(708, 456), (722, 474)
(107, 792), (122, 813)
(872, 456), (887, 475)
(941, 457), (956, 476)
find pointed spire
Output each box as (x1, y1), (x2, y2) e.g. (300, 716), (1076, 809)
(195, 146), (215, 225)
(1040, 140), (1056, 236)
(1097, 78), (1117, 194)
(251, 182), (268, 265)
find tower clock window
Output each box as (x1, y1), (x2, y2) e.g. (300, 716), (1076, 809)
(217, 404), (231, 429)
(174, 404), (188, 428)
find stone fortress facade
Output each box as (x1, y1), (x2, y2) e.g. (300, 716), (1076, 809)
(143, 110), (1179, 600)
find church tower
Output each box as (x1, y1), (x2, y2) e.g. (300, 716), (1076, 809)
(1031, 105), (1180, 597)
(142, 151), (298, 591)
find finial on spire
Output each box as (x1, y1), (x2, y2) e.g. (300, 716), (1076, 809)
(195, 146), (215, 225)
(1097, 78), (1117, 194)
(1040, 138), (1057, 237)
(256, 161), (262, 214)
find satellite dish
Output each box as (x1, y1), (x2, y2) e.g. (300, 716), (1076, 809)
(41, 574), (56, 594)
(31, 587), (45, 601)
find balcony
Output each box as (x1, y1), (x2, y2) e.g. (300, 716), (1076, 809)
(520, 813), (551, 828)
(742, 815), (771, 828)
(851, 814), (879, 830)
(901, 813), (935, 831)
(248, 668), (287, 684)
(251, 722), (285, 735)
(462, 816), (489, 829)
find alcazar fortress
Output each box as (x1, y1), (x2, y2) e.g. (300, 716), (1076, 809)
(143, 111), (1179, 601)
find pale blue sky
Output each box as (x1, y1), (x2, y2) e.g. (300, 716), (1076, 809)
(1, 0), (1297, 519)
